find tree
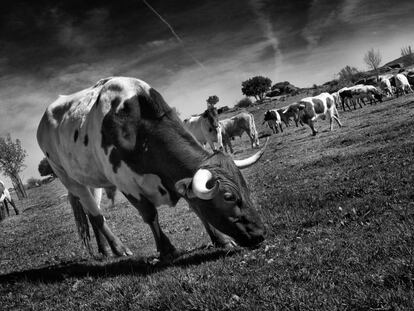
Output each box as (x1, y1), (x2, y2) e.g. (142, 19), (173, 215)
(338, 65), (360, 83)
(0, 134), (27, 199)
(401, 45), (414, 65)
(364, 48), (382, 80)
(206, 95), (219, 106)
(38, 157), (56, 177)
(241, 76), (272, 101)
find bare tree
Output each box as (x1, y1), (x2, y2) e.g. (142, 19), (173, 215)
(364, 48), (382, 80)
(0, 134), (27, 199)
(401, 45), (414, 65)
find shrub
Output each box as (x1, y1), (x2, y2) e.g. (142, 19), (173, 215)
(235, 97), (253, 108)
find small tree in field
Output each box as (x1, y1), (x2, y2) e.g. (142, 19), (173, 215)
(241, 76), (272, 102)
(401, 45), (414, 65)
(364, 48), (382, 80)
(0, 134), (27, 199)
(338, 65), (360, 83)
(206, 95), (219, 106)
(38, 157), (56, 177)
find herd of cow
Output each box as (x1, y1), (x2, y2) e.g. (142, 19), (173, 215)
(6, 71), (411, 262)
(184, 72), (414, 147)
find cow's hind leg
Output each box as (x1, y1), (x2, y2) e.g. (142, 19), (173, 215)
(3, 200), (10, 217)
(125, 194), (179, 262)
(7, 198), (19, 215)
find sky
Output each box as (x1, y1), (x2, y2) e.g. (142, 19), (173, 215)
(1, 0), (414, 187)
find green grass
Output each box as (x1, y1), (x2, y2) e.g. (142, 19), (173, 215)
(1, 94), (414, 310)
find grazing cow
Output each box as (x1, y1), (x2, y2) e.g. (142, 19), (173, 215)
(37, 77), (266, 260)
(394, 73), (413, 97)
(351, 85), (383, 105)
(219, 112), (260, 153)
(379, 77), (394, 97)
(295, 92), (342, 136)
(183, 107), (223, 151)
(262, 110), (283, 134)
(0, 181), (19, 216)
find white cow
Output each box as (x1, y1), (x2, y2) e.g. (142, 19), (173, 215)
(37, 77), (267, 260)
(379, 77), (394, 97)
(219, 112), (260, 153)
(395, 73), (413, 97)
(183, 108), (223, 151)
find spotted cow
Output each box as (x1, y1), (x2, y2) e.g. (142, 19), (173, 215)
(262, 110), (283, 134)
(37, 77), (266, 260)
(285, 93), (342, 136)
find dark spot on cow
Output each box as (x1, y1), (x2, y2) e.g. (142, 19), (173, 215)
(84, 134), (89, 146)
(109, 148), (122, 173)
(74, 130), (79, 142)
(51, 101), (72, 123)
(46, 152), (49, 158)
(139, 88), (172, 120)
(209, 127), (213, 132)
(108, 84), (123, 93)
(111, 97), (122, 110)
(158, 186), (167, 195)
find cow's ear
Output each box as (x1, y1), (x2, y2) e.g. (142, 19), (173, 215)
(175, 178), (196, 199)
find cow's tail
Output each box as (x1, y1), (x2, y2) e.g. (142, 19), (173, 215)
(68, 192), (93, 255)
(249, 113), (259, 146)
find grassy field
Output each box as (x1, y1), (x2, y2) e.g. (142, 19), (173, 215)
(1, 92), (414, 310)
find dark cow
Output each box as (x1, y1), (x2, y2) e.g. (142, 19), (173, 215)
(37, 77), (266, 260)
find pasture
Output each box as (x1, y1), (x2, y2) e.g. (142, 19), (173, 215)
(1, 93), (414, 310)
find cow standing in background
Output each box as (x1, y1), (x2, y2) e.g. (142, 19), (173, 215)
(0, 181), (20, 216)
(379, 77), (394, 97)
(219, 112), (260, 153)
(183, 107), (223, 151)
(263, 110), (283, 134)
(287, 92), (342, 136)
(282, 102), (304, 127)
(394, 73), (413, 97)
(37, 77), (266, 260)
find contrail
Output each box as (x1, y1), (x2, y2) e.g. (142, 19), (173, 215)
(142, 0), (208, 73)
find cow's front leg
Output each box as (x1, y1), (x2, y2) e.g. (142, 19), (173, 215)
(125, 194), (179, 262)
(308, 118), (318, 136)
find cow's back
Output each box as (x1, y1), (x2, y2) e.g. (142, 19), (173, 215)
(37, 80), (118, 186)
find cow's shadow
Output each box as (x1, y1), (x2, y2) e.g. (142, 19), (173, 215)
(0, 247), (240, 284)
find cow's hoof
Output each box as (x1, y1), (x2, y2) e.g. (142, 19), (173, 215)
(113, 245), (133, 257)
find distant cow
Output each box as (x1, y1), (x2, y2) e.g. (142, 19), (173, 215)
(219, 112), (260, 153)
(37, 77), (267, 259)
(282, 103), (304, 127)
(394, 73), (413, 97)
(262, 110), (283, 134)
(339, 85), (382, 110)
(294, 92), (342, 136)
(184, 107), (223, 151)
(0, 181), (19, 216)
(379, 77), (394, 97)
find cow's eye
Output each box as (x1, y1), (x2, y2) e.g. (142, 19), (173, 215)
(224, 192), (236, 201)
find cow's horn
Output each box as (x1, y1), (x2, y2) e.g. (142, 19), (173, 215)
(192, 169), (220, 200)
(234, 138), (269, 169)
